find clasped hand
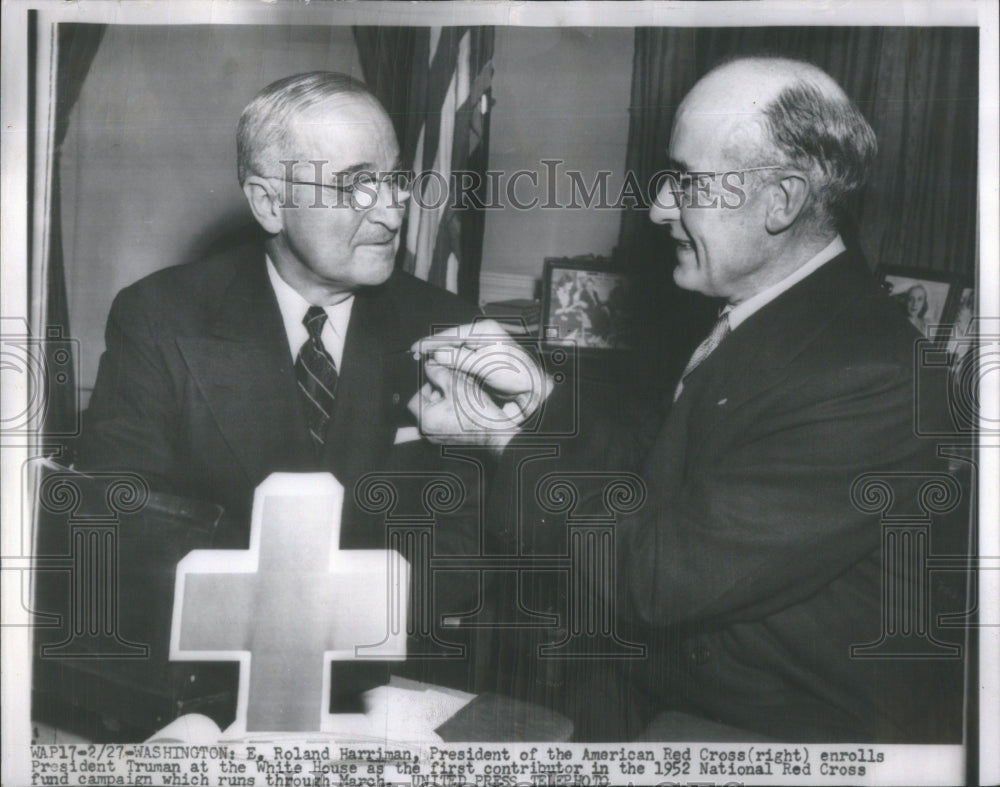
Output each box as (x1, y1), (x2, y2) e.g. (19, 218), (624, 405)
(406, 319), (552, 451)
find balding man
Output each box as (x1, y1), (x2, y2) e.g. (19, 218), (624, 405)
(74, 73), (481, 728)
(411, 57), (961, 741)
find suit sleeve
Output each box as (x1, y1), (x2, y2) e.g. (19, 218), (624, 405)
(76, 287), (179, 493)
(484, 376), (663, 555)
(618, 357), (933, 627)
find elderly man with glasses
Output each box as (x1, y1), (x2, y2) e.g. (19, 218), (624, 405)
(411, 56), (963, 742)
(74, 72), (482, 722)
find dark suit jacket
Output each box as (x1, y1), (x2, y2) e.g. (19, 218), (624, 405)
(72, 243), (484, 723)
(78, 242), (480, 550)
(511, 251), (964, 742)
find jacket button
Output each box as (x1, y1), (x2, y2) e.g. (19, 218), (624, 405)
(391, 393), (401, 406)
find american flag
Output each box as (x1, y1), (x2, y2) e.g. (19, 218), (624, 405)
(399, 27), (494, 298)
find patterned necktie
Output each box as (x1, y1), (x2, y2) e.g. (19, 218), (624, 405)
(673, 312), (731, 402)
(295, 306), (339, 451)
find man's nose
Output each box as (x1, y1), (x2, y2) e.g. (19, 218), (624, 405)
(367, 179), (409, 230)
(648, 181), (681, 224)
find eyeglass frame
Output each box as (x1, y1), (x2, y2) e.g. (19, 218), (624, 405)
(653, 165), (791, 209)
(263, 170), (414, 211)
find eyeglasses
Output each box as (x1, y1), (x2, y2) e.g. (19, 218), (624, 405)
(658, 165), (787, 202)
(270, 170), (414, 211)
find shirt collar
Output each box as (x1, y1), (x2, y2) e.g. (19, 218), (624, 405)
(726, 236), (846, 330)
(265, 255), (354, 360)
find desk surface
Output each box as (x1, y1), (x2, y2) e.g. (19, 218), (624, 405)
(33, 678), (573, 744)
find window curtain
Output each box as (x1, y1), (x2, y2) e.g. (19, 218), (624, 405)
(42, 23), (106, 448)
(354, 26), (494, 302)
(618, 27), (979, 380)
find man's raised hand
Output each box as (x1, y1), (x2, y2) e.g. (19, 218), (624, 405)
(407, 319), (552, 450)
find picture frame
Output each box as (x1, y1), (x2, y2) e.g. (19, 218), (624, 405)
(540, 256), (633, 352)
(941, 278), (977, 375)
(878, 265), (957, 343)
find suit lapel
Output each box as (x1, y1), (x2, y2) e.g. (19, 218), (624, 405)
(175, 261), (421, 489)
(177, 254), (314, 485)
(669, 251), (871, 465)
(322, 281), (409, 481)
(693, 252), (862, 412)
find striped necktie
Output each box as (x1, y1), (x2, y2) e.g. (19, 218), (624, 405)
(673, 312), (731, 402)
(295, 306), (339, 451)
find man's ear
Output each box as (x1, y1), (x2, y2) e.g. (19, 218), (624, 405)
(242, 176), (284, 235)
(764, 172), (810, 234)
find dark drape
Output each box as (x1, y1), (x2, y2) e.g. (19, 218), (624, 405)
(352, 27), (419, 151)
(618, 27), (979, 382)
(354, 26), (494, 303)
(44, 23), (106, 447)
(453, 27), (494, 301)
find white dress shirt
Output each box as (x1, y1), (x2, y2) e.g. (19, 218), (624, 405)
(265, 256), (354, 369)
(726, 236), (847, 330)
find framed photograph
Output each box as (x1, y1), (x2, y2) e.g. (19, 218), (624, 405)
(879, 266), (956, 341)
(541, 257), (632, 351)
(942, 280), (977, 374)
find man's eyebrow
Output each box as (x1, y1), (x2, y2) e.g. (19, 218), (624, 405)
(329, 162), (379, 178)
(330, 160), (405, 179)
(665, 157), (690, 171)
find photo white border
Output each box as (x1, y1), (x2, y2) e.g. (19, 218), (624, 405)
(2, 2), (997, 785)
